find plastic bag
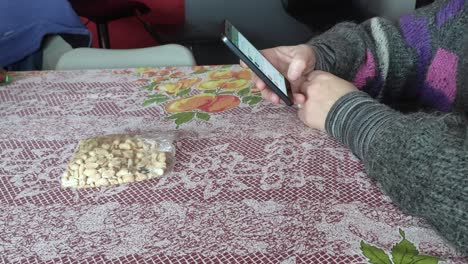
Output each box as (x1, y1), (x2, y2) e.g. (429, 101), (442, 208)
(61, 133), (176, 189)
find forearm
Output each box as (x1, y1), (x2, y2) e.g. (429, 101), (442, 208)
(325, 91), (468, 252)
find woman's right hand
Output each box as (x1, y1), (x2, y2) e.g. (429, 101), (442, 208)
(240, 44), (316, 105)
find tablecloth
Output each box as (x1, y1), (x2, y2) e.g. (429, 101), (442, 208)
(0, 65), (466, 263)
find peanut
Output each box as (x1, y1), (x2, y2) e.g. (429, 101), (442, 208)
(62, 135), (170, 189)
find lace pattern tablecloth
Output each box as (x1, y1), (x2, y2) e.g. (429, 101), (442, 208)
(0, 66), (466, 263)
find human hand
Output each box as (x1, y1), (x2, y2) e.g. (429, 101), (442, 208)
(297, 71), (358, 131)
(240, 44), (315, 105)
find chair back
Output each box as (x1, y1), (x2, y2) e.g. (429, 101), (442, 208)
(69, 0), (150, 23)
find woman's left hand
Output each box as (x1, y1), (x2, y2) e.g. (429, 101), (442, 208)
(297, 71), (358, 131)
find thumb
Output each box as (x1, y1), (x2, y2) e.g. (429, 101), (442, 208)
(287, 57), (307, 82)
(286, 45), (314, 81)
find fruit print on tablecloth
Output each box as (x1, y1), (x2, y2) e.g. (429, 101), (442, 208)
(139, 65), (262, 128)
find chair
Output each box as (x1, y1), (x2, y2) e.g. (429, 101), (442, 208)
(69, 0), (163, 48)
(42, 35), (196, 70)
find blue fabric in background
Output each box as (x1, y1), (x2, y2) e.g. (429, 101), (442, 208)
(0, 0), (91, 68)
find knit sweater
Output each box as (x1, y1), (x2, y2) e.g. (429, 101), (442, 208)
(309, 0), (468, 253)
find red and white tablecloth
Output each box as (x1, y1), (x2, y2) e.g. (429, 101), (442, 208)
(0, 66), (466, 263)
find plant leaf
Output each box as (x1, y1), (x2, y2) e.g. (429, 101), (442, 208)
(143, 82), (156, 91)
(391, 238), (419, 264)
(192, 69), (210, 74)
(399, 229), (406, 239)
(238, 88), (250, 97)
(242, 96), (252, 104)
(175, 88), (191, 97)
(143, 95), (169, 106)
(167, 112), (191, 120)
(175, 112), (195, 126)
(361, 241), (392, 264)
(148, 93), (169, 99)
(167, 112), (195, 127)
(246, 96), (262, 106)
(196, 112), (211, 121)
(410, 255), (440, 264)
(218, 90), (235, 95)
(203, 89), (217, 94)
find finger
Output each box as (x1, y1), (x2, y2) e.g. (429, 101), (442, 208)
(306, 70), (325, 81)
(261, 88), (273, 101)
(289, 75), (306, 92)
(287, 45), (315, 81)
(261, 89), (280, 104)
(240, 60), (248, 68)
(270, 93), (280, 104)
(287, 58), (307, 81)
(260, 48), (290, 75)
(252, 75), (267, 91)
(293, 93), (306, 105)
(297, 108), (306, 124)
(298, 82), (310, 96)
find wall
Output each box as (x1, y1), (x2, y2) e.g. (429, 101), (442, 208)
(353, 0), (416, 21)
(183, 0), (313, 49)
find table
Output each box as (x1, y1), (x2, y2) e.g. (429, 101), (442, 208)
(0, 65), (466, 263)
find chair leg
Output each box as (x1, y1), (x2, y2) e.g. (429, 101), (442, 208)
(96, 23), (111, 49)
(134, 10), (165, 44)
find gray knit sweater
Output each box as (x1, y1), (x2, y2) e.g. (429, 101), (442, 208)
(309, 0), (468, 252)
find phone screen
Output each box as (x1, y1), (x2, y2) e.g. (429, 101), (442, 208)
(226, 23), (289, 96)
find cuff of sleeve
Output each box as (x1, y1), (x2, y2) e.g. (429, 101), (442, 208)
(309, 43), (335, 73)
(325, 91), (397, 160)
(307, 22), (364, 81)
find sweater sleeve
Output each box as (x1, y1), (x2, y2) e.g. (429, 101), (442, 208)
(325, 91), (468, 253)
(316, 0), (468, 252)
(308, 16), (415, 96)
(308, 0), (465, 102)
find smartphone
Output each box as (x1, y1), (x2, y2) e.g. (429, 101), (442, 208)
(221, 20), (293, 106)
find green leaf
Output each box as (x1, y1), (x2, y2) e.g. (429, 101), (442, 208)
(196, 112), (211, 121)
(175, 112), (195, 126)
(242, 95), (261, 105)
(192, 69), (210, 74)
(143, 82), (156, 91)
(221, 65), (232, 69)
(361, 241), (392, 264)
(410, 255), (440, 264)
(175, 88), (191, 97)
(249, 96), (262, 106)
(391, 238), (419, 264)
(242, 96), (252, 104)
(218, 90), (235, 95)
(238, 88), (250, 97)
(167, 112), (190, 119)
(203, 89), (217, 94)
(399, 229), (406, 239)
(391, 229), (441, 264)
(143, 99), (156, 106)
(168, 112), (195, 127)
(143, 95), (169, 106)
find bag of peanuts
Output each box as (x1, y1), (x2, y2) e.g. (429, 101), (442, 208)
(61, 133), (175, 189)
